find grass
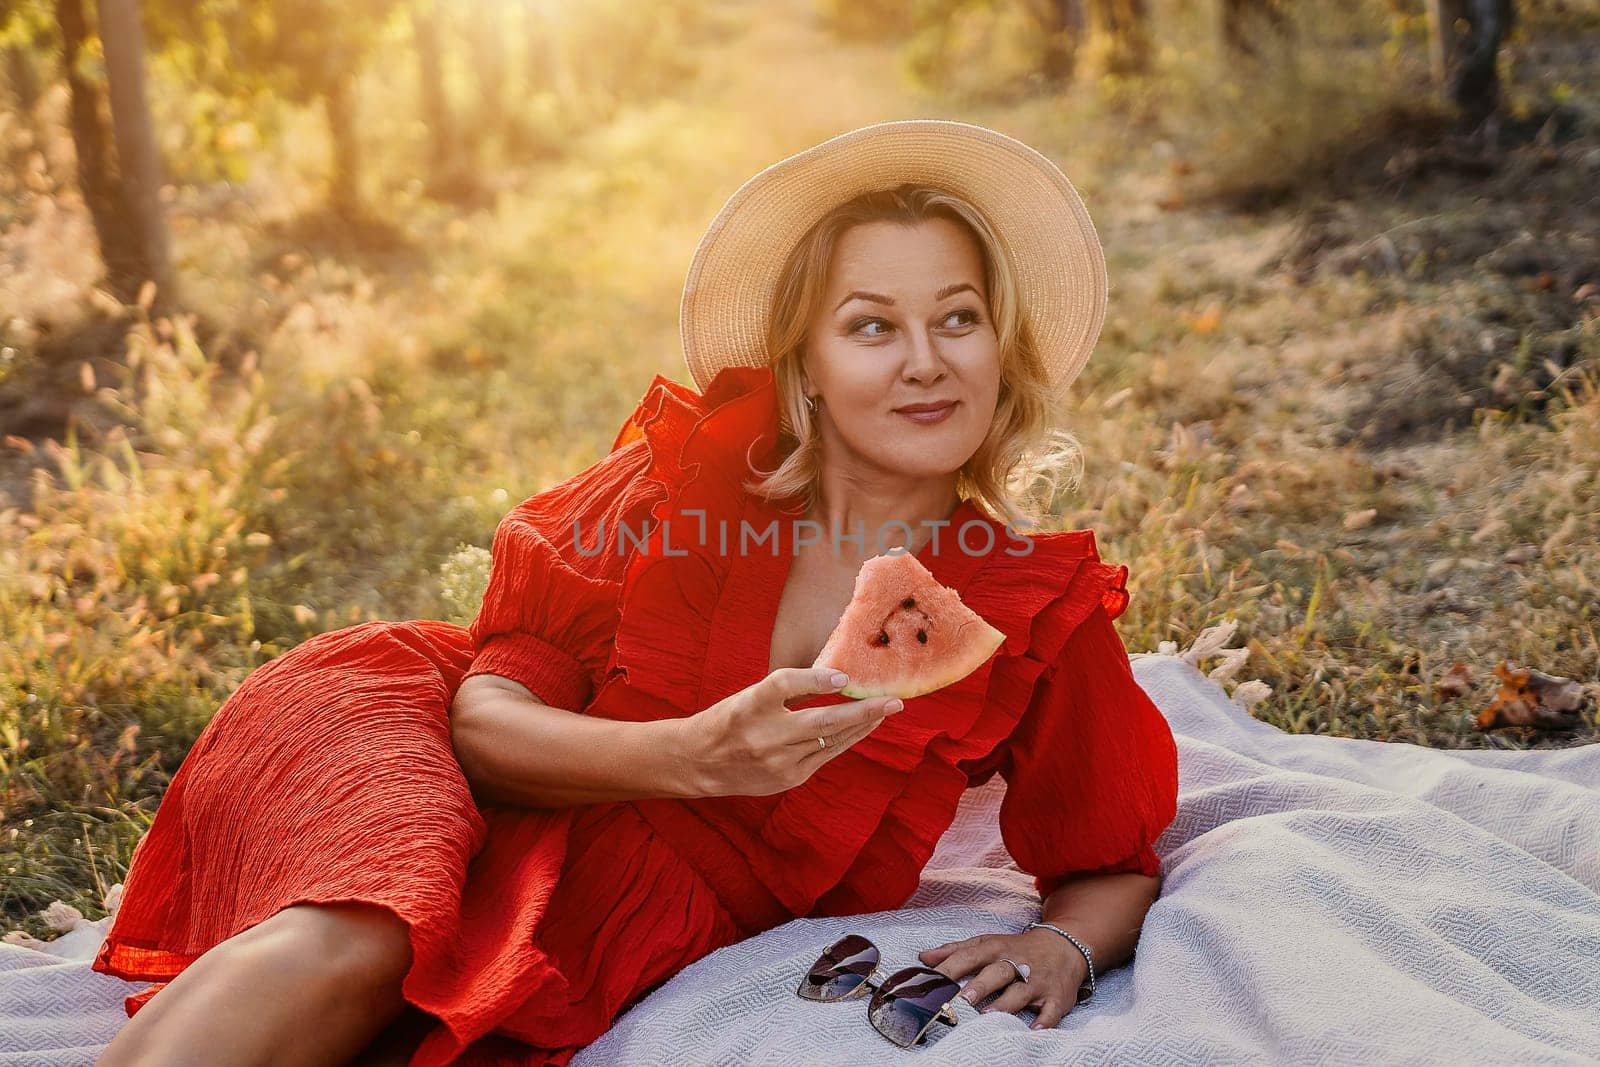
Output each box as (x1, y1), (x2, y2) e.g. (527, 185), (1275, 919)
(3, 0), (1596, 941)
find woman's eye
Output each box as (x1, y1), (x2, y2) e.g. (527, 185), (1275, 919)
(851, 309), (978, 336)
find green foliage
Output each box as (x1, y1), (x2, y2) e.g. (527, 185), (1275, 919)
(0, 0), (54, 47)
(148, 78), (283, 184)
(139, 2), (278, 182)
(179, 0), (403, 103)
(2, 313), (295, 929)
(826, 0), (1066, 101)
(6, 0), (1597, 947)
(138, 0), (403, 191)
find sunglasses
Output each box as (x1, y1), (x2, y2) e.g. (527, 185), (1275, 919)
(795, 933), (973, 1049)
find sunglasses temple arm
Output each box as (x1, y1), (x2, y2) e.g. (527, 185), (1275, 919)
(908, 999), (961, 1046)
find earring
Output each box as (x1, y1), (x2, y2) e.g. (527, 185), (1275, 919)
(803, 394), (818, 413)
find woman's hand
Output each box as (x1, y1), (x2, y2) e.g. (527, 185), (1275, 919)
(919, 929), (1087, 1031)
(672, 666), (905, 798)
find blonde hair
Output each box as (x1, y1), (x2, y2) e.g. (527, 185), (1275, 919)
(743, 182), (1084, 532)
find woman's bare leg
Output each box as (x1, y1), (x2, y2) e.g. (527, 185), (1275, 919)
(96, 901), (415, 1067)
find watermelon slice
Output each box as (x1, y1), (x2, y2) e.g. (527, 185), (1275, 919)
(810, 549), (1006, 699)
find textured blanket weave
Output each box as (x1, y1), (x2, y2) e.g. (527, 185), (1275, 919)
(5, 654), (1597, 1066)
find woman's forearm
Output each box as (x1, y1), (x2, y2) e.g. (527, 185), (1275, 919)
(1037, 871), (1161, 975)
(448, 674), (700, 808)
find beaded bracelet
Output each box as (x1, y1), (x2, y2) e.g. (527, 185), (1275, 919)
(1027, 921), (1097, 1002)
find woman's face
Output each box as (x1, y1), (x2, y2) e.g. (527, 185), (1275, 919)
(802, 217), (1002, 483)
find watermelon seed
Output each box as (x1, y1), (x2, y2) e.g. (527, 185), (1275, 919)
(875, 631), (890, 645)
(901, 597), (915, 608)
(916, 629), (927, 643)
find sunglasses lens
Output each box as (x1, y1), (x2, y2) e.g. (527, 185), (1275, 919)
(798, 934), (880, 1002)
(868, 966), (962, 1047)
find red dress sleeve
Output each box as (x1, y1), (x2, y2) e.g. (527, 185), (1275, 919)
(463, 437), (658, 711)
(991, 601), (1180, 898)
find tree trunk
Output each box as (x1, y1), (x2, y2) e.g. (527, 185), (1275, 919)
(1083, 0), (1150, 79)
(411, 4), (455, 167)
(55, 0), (143, 300)
(97, 0), (175, 307)
(413, 3), (473, 196)
(472, 3), (506, 142)
(525, 5), (575, 106)
(1029, 0), (1083, 84)
(1221, 0), (1293, 60)
(1426, 0), (1516, 128)
(323, 73), (361, 217)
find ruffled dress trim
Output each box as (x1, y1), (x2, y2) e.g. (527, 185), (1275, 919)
(460, 431), (661, 713)
(87, 364), (1158, 1066)
(578, 364), (1140, 931)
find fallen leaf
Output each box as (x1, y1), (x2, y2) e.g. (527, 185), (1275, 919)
(1475, 660), (1588, 732)
(1231, 679), (1272, 709)
(41, 901), (90, 933)
(1190, 302), (1223, 335)
(1180, 618), (1240, 665)
(1, 931), (50, 950)
(1434, 660), (1473, 701)
(1207, 646), (1251, 683)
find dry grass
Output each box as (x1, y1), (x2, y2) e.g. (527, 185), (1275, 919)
(3, 0), (1596, 940)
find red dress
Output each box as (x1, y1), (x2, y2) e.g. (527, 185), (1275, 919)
(91, 364), (1179, 1065)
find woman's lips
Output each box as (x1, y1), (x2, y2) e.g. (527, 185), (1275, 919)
(895, 401), (958, 424)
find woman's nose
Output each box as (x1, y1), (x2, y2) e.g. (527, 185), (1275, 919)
(900, 328), (948, 382)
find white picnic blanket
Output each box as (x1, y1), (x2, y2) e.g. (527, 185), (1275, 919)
(5, 652), (1597, 1066)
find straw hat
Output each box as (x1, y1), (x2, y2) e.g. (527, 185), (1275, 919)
(679, 118), (1109, 394)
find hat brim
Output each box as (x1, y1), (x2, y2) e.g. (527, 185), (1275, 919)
(679, 119), (1109, 394)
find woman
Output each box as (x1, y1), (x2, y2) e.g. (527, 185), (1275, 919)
(91, 120), (1179, 1066)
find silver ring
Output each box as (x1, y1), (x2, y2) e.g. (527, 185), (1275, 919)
(997, 958), (1030, 983)
(817, 736), (827, 749)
